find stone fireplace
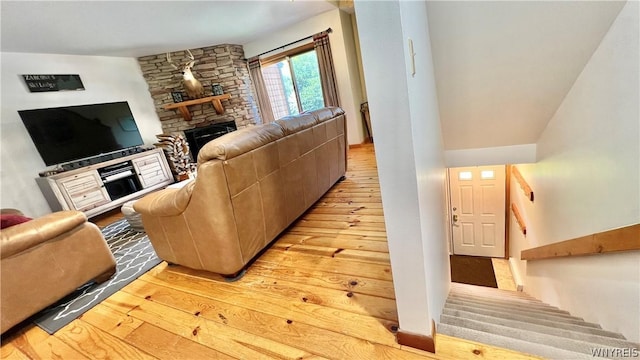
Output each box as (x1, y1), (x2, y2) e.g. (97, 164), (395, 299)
(137, 44), (260, 140)
(183, 121), (237, 161)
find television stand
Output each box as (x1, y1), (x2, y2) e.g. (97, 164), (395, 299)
(58, 146), (147, 172)
(36, 148), (174, 218)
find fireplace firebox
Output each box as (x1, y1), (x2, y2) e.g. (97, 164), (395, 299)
(183, 121), (237, 161)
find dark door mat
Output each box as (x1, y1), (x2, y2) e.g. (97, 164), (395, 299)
(450, 255), (498, 288)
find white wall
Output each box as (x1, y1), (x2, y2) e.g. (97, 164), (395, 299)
(350, 15), (368, 102)
(509, 1), (640, 342)
(243, 9), (366, 145)
(428, 1), (625, 151)
(399, 1), (450, 331)
(444, 144), (537, 168)
(356, 0), (449, 337)
(1, 52), (162, 217)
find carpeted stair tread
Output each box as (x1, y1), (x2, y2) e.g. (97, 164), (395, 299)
(450, 283), (540, 301)
(440, 315), (633, 356)
(447, 294), (568, 314)
(445, 299), (589, 323)
(449, 293), (561, 310)
(442, 283), (639, 358)
(441, 309), (632, 347)
(449, 290), (543, 304)
(450, 283), (538, 300)
(438, 323), (595, 360)
(443, 308), (626, 339)
(450, 289), (542, 303)
(444, 302), (602, 328)
(447, 297), (583, 320)
(450, 290), (540, 303)
(446, 298), (581, 320)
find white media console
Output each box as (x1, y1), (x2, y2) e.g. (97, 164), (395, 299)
(36, 148), (174, 218)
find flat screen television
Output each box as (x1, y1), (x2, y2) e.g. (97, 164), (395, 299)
(19, 101), (144, 166)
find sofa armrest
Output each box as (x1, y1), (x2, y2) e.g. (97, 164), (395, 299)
(134, 180), (194, 217)
(1, 210), (87, 259)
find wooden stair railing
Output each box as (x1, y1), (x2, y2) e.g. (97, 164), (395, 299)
(521, 223), (640, 260)
(511, 203), (526, 236)
(512, 166), (534, 202)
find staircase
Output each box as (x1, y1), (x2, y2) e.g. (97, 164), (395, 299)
(439, 283), (640, 359)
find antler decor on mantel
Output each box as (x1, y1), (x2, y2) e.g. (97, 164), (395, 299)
(167, 49), (205, 99)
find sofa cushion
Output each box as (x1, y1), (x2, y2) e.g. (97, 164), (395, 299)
(133, 180), (195, 217)
(275, 113), (319, 135)
(197, 123), (284, 163)
(307, 106), (345, 123)
(1, 211), (87, 259)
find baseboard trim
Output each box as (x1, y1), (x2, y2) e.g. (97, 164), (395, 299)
(396, 321), (436, 353)
(508, 257), (524, 292)
(348, 138), (373, 149)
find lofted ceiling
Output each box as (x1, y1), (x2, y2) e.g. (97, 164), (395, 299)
(426, 1), (626, 150)
(0, 1), (627, 151)
(0, 1), (337, 57)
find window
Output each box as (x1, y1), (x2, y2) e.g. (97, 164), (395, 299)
(459, 171), (473, 180)
(481, 170), (495, 179)
(262, 46), (324, 119)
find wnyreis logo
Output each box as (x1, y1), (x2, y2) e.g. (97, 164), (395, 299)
(590, 347), (639, 358)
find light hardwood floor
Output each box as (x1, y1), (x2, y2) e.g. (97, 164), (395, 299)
(1, 144), (534, 360)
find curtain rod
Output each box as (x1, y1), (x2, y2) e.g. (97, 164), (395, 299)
(254, 28), (332, 59)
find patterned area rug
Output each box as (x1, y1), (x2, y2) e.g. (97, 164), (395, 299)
(33, 219), (161, 334)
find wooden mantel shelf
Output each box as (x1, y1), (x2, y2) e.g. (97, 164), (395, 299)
(164, 94), (231, 121)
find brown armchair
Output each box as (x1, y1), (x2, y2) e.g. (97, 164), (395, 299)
(0, 210), (116, 334)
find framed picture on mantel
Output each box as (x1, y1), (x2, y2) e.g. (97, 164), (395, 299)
(212, 84), (224, 96)
(171, 91), (184, 103)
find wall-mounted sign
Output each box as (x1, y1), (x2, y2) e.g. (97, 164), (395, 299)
(22, 74), (85, 92)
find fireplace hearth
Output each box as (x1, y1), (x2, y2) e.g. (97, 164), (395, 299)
(183, 121), (237, 161)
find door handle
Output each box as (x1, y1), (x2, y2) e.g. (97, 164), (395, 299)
(452, 214), (458, 222)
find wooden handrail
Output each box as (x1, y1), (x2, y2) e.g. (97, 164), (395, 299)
(521, 223), (640, 260)
(512, 166), (534, 202)
(511, 203), (526, 236)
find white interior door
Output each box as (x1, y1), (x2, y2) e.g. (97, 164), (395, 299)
(449, 166), (506, 257)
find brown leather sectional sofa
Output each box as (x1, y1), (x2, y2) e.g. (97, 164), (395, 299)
(0, 210), (116, 334)
(134, 107), (346, 277)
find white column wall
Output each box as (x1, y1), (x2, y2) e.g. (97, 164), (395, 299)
(355, 0), (449, 336)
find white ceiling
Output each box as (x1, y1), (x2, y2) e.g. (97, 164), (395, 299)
(0, 1), (337, 57)
(1, 1), (627, 151)
(427, 1), (626, 150)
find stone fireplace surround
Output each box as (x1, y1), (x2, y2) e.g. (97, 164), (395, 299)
(138, 44), (261, 157)
(183, 121), (237, 162)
